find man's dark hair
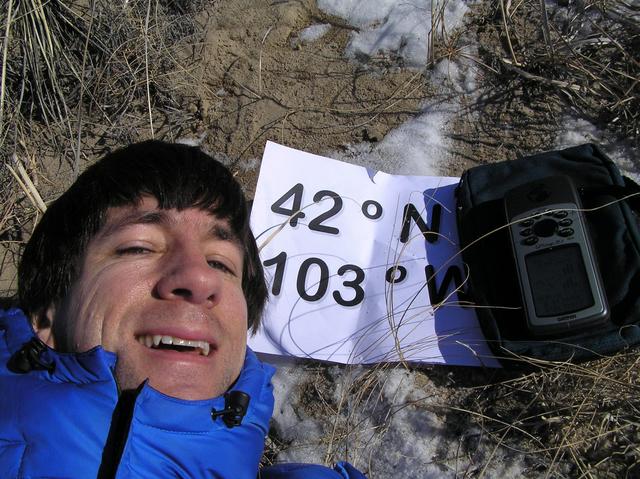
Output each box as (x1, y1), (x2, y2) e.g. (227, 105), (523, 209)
(18, 140), (267, 334)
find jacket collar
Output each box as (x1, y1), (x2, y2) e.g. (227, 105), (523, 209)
(0, 307), (275, 432)
(132, 348), (274, 433)
(0, 308), (117, 384)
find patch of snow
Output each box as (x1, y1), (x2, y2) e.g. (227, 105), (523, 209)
(269, 359), (531, 477)
(331, 103), (453, 176)
(318, 0), (470, 67)
(270, 363), (328, 464)
(329, 52), (481, 177)
(431, 55), (477, 94)
(315, 0), (481, 176)
(317, 0), (396, 27)
(298, 23), (331, 43)
(237, 156), (260, 172)
(555, 116), (640, 183)
(554, 117), (601, 147)
(176, 132), (207, 147)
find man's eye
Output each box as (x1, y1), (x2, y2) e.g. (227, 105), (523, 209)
(207, 260), (233, 274)
(116, 246), (151, 255)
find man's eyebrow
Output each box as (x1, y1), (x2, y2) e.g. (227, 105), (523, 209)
(98, 209), (242, 247)
(210, 223), (242, 248)
(98, 210), (166, 240)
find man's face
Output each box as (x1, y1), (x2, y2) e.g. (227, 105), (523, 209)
(42, 196), (248, 400)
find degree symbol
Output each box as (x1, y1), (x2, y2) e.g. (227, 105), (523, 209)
(362, 200), (383, 220)
(385, 265), (407, 284)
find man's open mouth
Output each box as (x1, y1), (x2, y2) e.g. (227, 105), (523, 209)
(136, 335), (211, 356)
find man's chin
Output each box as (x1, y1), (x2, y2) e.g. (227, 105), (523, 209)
(148, 373), (232, 400)
(114, 345), (243, 400)
(116, 367), (234, 401)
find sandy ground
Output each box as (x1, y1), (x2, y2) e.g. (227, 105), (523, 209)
(183, 0), (439, 191)
(181, 0), (567, 181)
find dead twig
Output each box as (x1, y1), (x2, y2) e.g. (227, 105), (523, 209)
(6, 154), (47, 214)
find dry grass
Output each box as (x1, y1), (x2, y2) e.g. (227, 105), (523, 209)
(481, 0), (639, 145)
(463, 352), (640, 477)
(263, 349), (639, 477)
(0, 0), (203, 173)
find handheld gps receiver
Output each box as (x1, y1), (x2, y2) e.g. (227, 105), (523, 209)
(504, 176), (609, 337)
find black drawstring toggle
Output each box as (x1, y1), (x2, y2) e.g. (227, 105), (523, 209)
(7, 338), (55, 374)
(211, 391), (250, 428)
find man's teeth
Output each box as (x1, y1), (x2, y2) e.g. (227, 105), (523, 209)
(137, 334), (211, 356)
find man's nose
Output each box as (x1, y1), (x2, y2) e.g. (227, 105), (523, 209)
(155, 247), (220, 306)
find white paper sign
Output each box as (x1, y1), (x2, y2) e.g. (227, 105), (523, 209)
(249, 142), (500, 367)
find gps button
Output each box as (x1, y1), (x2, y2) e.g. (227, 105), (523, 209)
(533, 218), (558, 237)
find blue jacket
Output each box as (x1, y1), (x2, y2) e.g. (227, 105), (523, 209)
(0, 309), (366, 478)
